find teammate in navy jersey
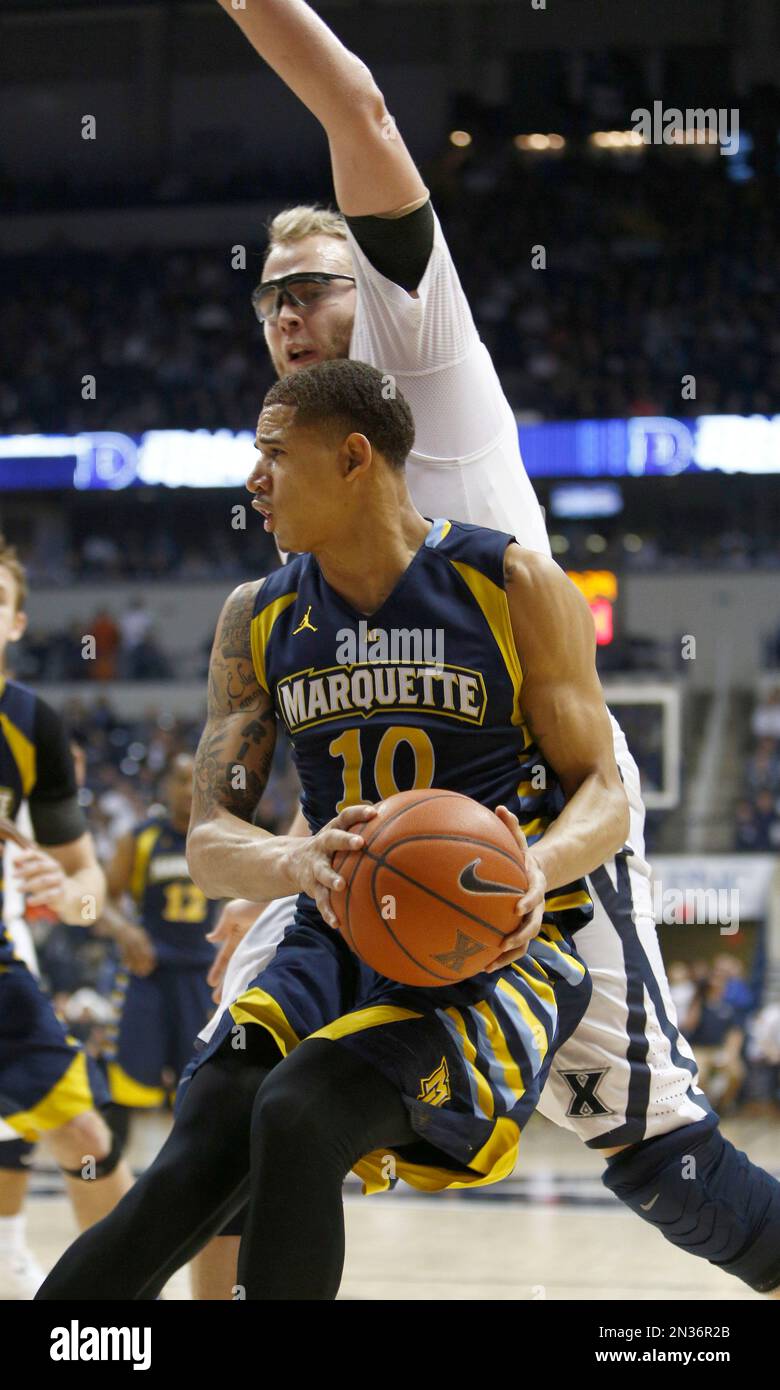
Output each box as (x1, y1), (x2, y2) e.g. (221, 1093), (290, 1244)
(98, 755), (219, 1129)
(38, 361), (631, 1300)
(0, 538), (133, 1298)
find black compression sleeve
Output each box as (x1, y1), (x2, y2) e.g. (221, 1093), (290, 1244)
(344, 199), (434, 292)
(29, 697), (87, 845)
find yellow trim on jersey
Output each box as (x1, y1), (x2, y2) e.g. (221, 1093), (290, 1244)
(0, 713), (36, 797)
(355, 1115), (520, 1194)
(450, 560), (524, 726)
(519, 816), (548, 840)
(310, 1004), (422, 1042)
(107, 1062), (167, 1109)
(545, 888), (592, 914)
(496, 978), (550, 1068)
(510, 961), (555, 1006)
(230, 988), (301, 1058)
(3, 1048), (96, 1141)
(443, 1006), (495, 1120)
(516, 779), (543, 799)
(473, 998), (527, 1102)
(250, 593), (298, 693)
(129, 824), (162, 906)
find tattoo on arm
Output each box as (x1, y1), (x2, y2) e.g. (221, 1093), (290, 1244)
(193, 582), (277, 826)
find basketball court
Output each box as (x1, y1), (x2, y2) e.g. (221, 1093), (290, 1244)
(21, 1110), (775, 1300)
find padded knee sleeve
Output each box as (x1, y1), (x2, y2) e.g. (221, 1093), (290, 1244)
(603, 1117), (780, 1293)
(61, 1130), (124, 1181)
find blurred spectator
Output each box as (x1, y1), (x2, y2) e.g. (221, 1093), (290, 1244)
(684, 958), (746, 1111)
(668, 961), (695, 1023)
(752, 687), (780, 739)
(90, 609), (120, 681)
(744, 1003), (780, 1115)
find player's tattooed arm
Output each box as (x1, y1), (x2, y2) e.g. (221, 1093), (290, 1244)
(504, 544), (630, 891)
(188, 581), (284, 899)
(189, 580), (377, 907)
(194, 579), (276, 825)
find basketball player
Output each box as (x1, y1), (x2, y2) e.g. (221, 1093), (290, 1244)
(97, 754), (219, 1143)
(199, 0), (780, 1298)
(0, 538), (133, 1297)
(38, 360), (631, 1299)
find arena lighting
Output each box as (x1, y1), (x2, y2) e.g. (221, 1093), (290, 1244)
(589, 130), (644, 150)
(585, 533), (608, 553)
(449, 130), (472, 148)
(513, 133), (566, 152)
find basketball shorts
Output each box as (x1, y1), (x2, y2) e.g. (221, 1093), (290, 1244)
(0, 957), (108, 1143)
(104, 963), (214, 1107)
(204, 718), (711, 1150)
(190, 896), (591, 1193)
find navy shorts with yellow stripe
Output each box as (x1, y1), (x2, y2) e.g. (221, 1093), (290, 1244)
(193, 896), (591, 1194)
(105, 964), (214, 1108)
(0, 958), (108, 1142)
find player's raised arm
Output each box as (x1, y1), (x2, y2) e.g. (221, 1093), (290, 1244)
(505, 545), (630, 889)
(187, 579), (374, 912)
(215, 0), (426, 215)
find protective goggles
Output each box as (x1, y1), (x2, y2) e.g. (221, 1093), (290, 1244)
(251, 272), (356, 324)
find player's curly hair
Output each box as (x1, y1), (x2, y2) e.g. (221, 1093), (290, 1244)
(264, 359), (415, 470)
(0, 535), (27, 611)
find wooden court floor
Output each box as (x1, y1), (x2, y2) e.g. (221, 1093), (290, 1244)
(19, 1112), (778, 1300)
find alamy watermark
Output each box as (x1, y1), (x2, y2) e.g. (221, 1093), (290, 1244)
(631, 103), (740, 157)
(653, 881), (739, 936)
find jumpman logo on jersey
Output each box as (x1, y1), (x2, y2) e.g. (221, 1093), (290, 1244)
(418, 1057), (451, 1107)
(293, 605), (318, 635)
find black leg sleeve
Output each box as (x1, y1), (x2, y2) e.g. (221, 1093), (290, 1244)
(238, 1039), (416, 1301)
(37, 1032), (280, 1301)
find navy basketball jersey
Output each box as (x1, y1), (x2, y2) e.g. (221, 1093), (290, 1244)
(0, 679), (87, 962)
(0, 680), (37, 960)
(250, 519), (592, 934)
(128, 816), (218, 968)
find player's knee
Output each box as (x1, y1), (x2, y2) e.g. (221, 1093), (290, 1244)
(49, 1110), (121, 1177)
(250, 1058), (339, 1164)
(602, 1119), (780, 1293)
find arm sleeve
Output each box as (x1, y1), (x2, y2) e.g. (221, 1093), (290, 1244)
(29, 698), (88, 846)
(343, 201), (434, 293)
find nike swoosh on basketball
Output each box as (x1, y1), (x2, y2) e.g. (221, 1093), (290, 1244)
(640, 1193), (660, 1211)
(458, 859), (520, 895)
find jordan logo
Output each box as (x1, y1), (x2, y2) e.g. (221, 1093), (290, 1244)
(293, 605), (318, 635)
(418, 1057), (451, 1107)
(432, 929), (485, 973)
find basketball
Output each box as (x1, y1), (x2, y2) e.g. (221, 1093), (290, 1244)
(331, 789), (528, 987)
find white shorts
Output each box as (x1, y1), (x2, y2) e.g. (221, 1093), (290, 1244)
(202, 716), (710, 1147)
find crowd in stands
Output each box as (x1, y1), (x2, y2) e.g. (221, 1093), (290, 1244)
(669, 954), (780, 1115)
(735, 685), (780, 851)
(1, 154), (777, 436)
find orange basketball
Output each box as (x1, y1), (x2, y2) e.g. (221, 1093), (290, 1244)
(331, 789), (528, 987)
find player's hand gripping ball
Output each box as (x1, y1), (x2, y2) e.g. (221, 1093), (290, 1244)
(330, 789), (531, 986)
